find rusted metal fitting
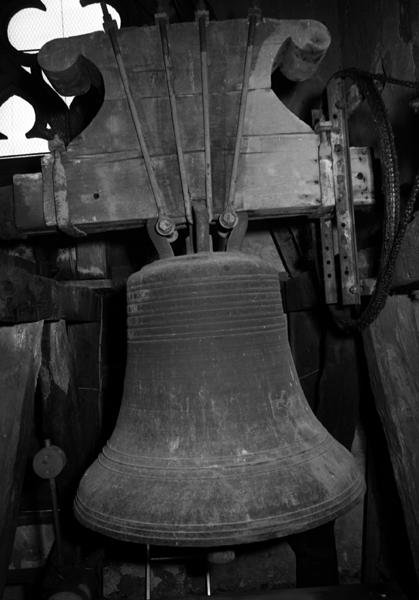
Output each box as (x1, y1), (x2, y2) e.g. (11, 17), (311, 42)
(49, 135), (86, 238)
(155, 217), (176, 237)
(219, 210), (239, 230)
(314, 120), (333, 134)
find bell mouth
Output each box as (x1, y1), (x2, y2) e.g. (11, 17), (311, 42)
(74, 436), (364, 546)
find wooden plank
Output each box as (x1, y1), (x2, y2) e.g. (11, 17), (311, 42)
(12, 144), (374, 235)
(13, 173), (46, 234)
(39, 321), (101, 491)
(53, 241), (108, 281)
(0, 185), (22, 240)
(76, 240), (108, 279)
(363, 295), (419, 579)
(0, 265), (100, 323)
(238, 134), (320, 211)
(0, 321), (43, 597)
(168, 584), (407, 599)
(287, 308), (322, 405)
(392, 212), (419, 290)
(282, 273), (320, 313)
(0, 248), (37, 274)
(270, 224), (306, 278)
(68, 321), (103, 462)
(317, 326), (360, 451)
(65, 135), (321, 223)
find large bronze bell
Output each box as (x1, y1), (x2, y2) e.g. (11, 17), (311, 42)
(74, 251), (364, 546)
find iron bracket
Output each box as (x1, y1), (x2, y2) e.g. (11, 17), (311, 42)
(327, 78), (361, 305)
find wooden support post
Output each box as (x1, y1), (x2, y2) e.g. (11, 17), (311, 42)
(0, 185), (22, 240)
(68, 320), (103, 463)
(392, 212), (419, 291)
(363, 294), (419, 580)
(0, 321), (43, 597)
(54, 240), (109, 281)
(39, 320), (100, 494)
(317, 325), (361, 451)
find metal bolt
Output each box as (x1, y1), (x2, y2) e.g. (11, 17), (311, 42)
(156, 217), (176, 237)
(314, 120), (333, 133)
(219, 211), (238, 229)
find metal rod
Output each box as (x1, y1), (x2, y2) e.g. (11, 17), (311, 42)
(49, 477), (63, 567)
(205, 567), (211, 596)
(312, 110), (338, 304)
(145, 544), (151, 600)
(193, 200), (211, 252)
(99, 0), (111, 20)
(44, 439), (64, 568)
(221, 7), (259, 227)
(156, 12), (193, 225)
(99, 3), (174, 236)
(197, 9), (213, 222)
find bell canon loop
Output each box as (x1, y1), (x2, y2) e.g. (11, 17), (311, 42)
(74, 251), (364, 546)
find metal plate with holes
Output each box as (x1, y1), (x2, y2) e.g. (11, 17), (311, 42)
(327, 78), (361, 305)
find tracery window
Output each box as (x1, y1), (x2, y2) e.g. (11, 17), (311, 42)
(0, 0), (120, 157)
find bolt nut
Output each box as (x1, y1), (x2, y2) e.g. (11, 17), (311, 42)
(219, 211), (238, 229)
(156, 217), (176, 237)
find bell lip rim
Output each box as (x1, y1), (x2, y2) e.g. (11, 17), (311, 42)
(73, 477), (365, 547)
(73, 473), (365, 547)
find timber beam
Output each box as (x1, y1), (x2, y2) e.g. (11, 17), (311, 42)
(363, 295), (419, 581)
(0, 264), (100, 323)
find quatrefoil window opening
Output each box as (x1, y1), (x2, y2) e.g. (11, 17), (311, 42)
(1, 0), (120, 158)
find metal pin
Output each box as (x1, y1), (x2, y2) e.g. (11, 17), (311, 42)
(145, 544), (151, 600)
(205, 567), (211, 596)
